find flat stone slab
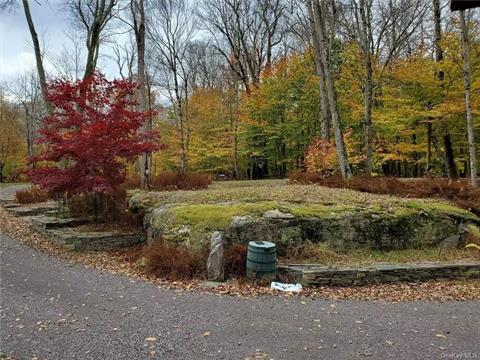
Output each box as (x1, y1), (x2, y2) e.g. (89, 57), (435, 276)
(29, 215), (89, 230)
(48, 227), (146, 251)
(3, 203), (22, 209)
(6, 201), (57, 217)
(278, 261), (480, 286)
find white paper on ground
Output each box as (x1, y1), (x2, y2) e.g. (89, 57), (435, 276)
(270, 281), (302, 293)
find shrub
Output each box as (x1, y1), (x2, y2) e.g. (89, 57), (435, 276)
(304, 138), (338, 176)
(15, 186), (50, 204)
(67, 189), (142, 227)
(120, 174), (141, 190)
(151, 171), (211, 191)
(289, 174), (480, 215)
(224, 243), (247, 277)
(142, 240), (206, 280)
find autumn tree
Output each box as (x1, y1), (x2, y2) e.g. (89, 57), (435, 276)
(0, 92), (25, 182)
(8, 71), (44, 167)
(338, 0), (428, 175)
(29, 73), (160, 196)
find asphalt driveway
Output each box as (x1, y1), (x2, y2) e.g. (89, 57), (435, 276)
(1, 233), (479, 359)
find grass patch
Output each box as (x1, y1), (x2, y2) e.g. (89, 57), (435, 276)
(280, 244), (478, 266)
(289, 174), (480, 216)
(289, 204), (358, 218)
(130, 179), (471, 214)
(406, 201), (479, 221)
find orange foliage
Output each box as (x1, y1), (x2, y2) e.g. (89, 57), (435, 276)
(304, 138), (338, 175)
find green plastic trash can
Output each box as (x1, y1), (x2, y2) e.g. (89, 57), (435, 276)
(246, 241), (277, 280)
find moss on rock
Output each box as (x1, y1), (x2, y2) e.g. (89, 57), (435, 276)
(132, 180), (480, 252)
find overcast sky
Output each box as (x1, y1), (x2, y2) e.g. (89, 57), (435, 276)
(0, 0), (122, 86)
(1, 1), (63, 82)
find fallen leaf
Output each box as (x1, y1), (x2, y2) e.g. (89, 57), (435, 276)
(203, 331), (211, 337)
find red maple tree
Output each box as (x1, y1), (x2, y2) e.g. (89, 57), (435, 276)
(29, 73), (160, 196)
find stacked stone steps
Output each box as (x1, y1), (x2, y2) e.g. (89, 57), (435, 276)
(2, 201), (146, 251)
(30, 215), (90, 230)
(6, 202), (57, 217)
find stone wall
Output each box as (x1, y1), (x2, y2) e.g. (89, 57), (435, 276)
(48, 228), (145, 251)
(278, 262), (480, 286)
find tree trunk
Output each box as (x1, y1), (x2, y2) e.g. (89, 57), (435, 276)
(132, 0), (151, 188)
(460, 10), (478, 186)
(433, 0), (444, 80)
(177, 101), (187, 172)
(232, 84), (240, 178)
(310, 0), (352, 179)
(83, 30), (101, 79)
(433, 0), (457, 179)
(443, 130), (458, 179)
(22, 0), (50, 112)
(307, 2), (330, 140)
(426, 122), (432, 174)
(362, 50), (373, 175)
(359, 0), (373, 176)
(412, 133), (419, 177)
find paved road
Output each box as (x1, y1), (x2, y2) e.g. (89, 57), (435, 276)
(0, 184), (29, 203)
(1, 234), (479, 360)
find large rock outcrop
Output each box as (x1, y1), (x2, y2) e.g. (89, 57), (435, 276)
(130, 195), (479, 252)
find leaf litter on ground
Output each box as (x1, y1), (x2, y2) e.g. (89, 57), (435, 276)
(1, 206), (479, 302)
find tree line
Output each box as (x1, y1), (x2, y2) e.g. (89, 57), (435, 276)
(0, 0), (478, 186)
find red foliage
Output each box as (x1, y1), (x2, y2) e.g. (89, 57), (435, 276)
(29, 73), (161, 196)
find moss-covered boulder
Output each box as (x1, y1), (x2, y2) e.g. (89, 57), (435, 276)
(128, 180), (480, 252)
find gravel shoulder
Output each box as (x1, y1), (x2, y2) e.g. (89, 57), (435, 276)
(1, 233), (480, 360)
